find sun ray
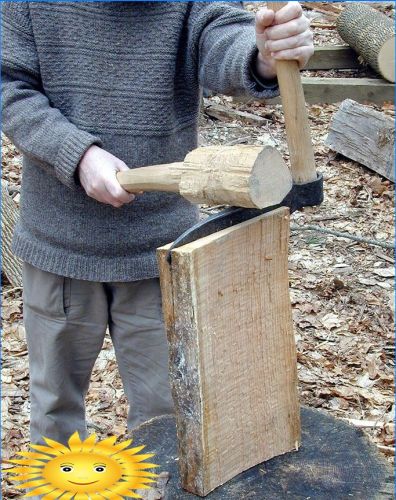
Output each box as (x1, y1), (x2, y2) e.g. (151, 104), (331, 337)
(57, 491), (75, 500)
(123, 445), (146, 455)
(126, 462), (159, 470)
(8, 472), (44, 481)
(13, 478), (49, 489)
(87, 493), (107, 500)
(93, 435), (118, 450)
(6, 458), (46, 467)
(67, 431), (84, 452)
(4, 465), (44, 474)
(74, 493), (91, 500)
(42, 488), (69, 500)
(30, 444), (63, 457)
(106, 438), (133, 453)
(121, 471), (158, 478)
(42, 438), (71, 454)
(123, 453), (155, 463)
(25, 484), (56, 497)
(98, 490), (125, 500)
(18, 451), (57, 461)
(80, 433), (97, 452)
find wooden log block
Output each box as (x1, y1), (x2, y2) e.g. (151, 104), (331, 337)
(325, 99), (395, 182)
(337, 3), (395, 82)
(119, 145), (292, 209)
(1, 180), (23, 287)
(157, 207), (300, 497)
(305, 46), (361, 70)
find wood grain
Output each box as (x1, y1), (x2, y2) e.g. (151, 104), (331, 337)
(157, 207), (300, 496)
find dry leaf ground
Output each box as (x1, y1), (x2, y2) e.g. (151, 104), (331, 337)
(2, 4), (394, 498)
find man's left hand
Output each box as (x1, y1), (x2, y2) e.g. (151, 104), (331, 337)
(255, 2), (314, 80)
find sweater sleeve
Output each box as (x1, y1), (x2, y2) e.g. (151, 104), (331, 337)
(188, 2), (280, 99)
(1, 3), (102, 190)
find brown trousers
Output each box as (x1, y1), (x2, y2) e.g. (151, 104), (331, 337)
(23, 262), (174, 446)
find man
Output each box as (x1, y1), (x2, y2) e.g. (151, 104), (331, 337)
(2, 1), (313, 447)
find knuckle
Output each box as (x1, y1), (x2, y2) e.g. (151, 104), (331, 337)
(292, 2), (302, 15)
(266, 40), (274, 51)
(265, 25), (274, 39)
(289, 20), (298, 35)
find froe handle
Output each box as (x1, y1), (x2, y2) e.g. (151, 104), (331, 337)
(117, 162), (183, 193)
(266, 2), (317, 184)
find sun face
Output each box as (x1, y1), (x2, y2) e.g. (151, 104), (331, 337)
(42, 452), (123, 493)
(5, 431), (158, 499)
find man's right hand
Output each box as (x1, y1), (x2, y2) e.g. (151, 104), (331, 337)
(77, 145), (136, 208)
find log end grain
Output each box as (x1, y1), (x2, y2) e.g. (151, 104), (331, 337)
(378, 36), (395, 83)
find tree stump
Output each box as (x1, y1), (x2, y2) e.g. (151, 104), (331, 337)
(131, 408), (394, 499)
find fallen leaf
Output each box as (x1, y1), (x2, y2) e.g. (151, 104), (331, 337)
(372, 268), (395, 278)
(321, 313), (342, 330)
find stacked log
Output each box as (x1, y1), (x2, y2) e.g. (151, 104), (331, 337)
(337, 3), (395, 82)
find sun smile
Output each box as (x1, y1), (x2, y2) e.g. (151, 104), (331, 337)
(68, 479), (99, 485)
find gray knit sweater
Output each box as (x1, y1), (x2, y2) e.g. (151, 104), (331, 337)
(2, 2), (278, 282)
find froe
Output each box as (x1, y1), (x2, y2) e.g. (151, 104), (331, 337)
(117, 0), (323, 245)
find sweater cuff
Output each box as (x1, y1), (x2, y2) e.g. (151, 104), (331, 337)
(243, 46), (280, 99)
(54, 129), (102, 189)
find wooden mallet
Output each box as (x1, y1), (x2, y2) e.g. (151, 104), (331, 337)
(117, 145), (292, 209)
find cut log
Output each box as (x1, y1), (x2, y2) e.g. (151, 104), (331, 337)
(157, 207), (300, 497)
(325, 99), (394, 182)
(1, 180), (23, 287)
(337, 3), (395, 82)
(118, 145), (293, 209)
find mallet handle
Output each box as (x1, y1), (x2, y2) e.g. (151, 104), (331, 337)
(267, 2), (317, 184)
(117, 162), (183, 193)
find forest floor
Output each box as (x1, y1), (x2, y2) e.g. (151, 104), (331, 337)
(2, 3), (394, 498)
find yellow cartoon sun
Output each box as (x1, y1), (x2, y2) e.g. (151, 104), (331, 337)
(5, 431), (158, 499)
